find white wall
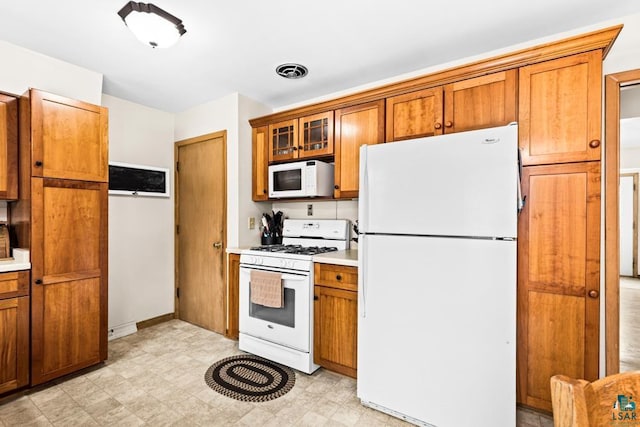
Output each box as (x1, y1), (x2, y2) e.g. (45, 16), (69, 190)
(174, 93), (272, 249)
(102, 94), (175, 334)
(0, 40), (102, 104)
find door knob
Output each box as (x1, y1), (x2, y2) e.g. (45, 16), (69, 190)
(589, 140), (601, 149)
(445, 121), (453, 128)
(588, 290), (599, 298)
(213, 242), (222, 249)
(434, 122), (442, 130)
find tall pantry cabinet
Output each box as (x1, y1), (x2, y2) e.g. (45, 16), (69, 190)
(13, 89), (108, 385)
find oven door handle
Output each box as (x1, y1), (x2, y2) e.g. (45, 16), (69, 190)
(240, 268), (309, 282)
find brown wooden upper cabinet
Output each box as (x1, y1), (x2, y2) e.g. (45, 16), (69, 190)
(29, 90), (108, 182)
(386, 70), (517, 142)
(299, 111), (334, 158)
(0, 93), (18, 200)
(268, 112), (334, 163)
(334, 100), (385, 199)
(252, 126), (269, 201)
(519, 51), (602, 165)
(443, 70), (517, 134)
(386, 87), (443, 141)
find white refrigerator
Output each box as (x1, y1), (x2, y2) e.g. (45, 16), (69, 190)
(357, 124), (518, 427)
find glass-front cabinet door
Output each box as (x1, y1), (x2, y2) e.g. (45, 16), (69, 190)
(268, 119), (298, 162)
(299, 111), (334, 158)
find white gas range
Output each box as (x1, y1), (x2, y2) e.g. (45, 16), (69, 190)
(239, 219), (350, 374)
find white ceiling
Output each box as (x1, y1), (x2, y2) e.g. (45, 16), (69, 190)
(0, 1), (637, 113)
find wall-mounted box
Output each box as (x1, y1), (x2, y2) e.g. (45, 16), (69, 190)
(108, 162), (170, 198)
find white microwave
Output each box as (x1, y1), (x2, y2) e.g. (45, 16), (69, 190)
(268, 160), (334, 198)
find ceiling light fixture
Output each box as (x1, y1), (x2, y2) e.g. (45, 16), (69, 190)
(118, 1), (186, 48)
(276, 63), (309, 79)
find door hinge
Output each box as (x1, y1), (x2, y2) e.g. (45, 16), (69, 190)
(176, 288), (180, 298)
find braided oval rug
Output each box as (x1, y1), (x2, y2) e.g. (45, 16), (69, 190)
(204, 354), (296, 402)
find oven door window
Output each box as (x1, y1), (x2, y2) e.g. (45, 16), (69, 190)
(273, 169), (302, 192)
(249, 288), (295, 328)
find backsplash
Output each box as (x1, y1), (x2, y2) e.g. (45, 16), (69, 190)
(271, 199), (358, 247)
(0, 202), (6, 222)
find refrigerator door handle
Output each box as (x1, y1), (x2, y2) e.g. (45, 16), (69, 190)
(517, 148), (526, 213)
(358, 235), (367, 318)
(358, 145), (369, 233)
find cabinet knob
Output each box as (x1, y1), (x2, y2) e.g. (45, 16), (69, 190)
(589, 140), (600, 149)
(292, 146), (298, 151)
(434, 122), (442, 130)
(334, 185), (339, 190)
(34, 161), (43, 167)
(588, 290), (599, 298)
(445, 121), (453, 128)
(314, 295), (318, 301)
(298, 145), (303, 150)
(263, 189), (267, 194)
(35, 279), (43, 285)
(336, 274), (342, 281)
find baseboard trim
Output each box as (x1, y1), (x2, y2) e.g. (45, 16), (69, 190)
(108, 322), (137, 341)
(136, 313), (175, 330)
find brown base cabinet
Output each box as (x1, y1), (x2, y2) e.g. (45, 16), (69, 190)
(226, 253), (240, 340)
(0, 271), (30, 394)
(313, 263), (358, 378)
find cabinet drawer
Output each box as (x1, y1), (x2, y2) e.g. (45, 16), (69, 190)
(314, 263), (358, 291)
(0, 271), (29, 299)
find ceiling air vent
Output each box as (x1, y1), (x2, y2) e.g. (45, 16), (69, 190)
(276, 63), (308, 79)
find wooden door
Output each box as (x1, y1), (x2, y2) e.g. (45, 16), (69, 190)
(176, 132), (227, 333)
(298, 111), (334, 158)
(0, 296), (29, 394)
(386, 87), (443, 142)
(443, 70), (517, 134)
(519, 51), (602, 166)
(517, 162), (600, 411)
(334, 100), (384, 198)
(31, 178), (108, 385)
(0, 93), (18, 200)
(268, 119), (298, 162)
(226, 253), (240, 340)
(619, 174), (638, 277)
(252, 126), (269, 201)
(313, 286), (358, 378)
(30, 90), (108, 182)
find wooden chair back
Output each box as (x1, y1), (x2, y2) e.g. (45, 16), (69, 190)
(551, 372), (640, 426)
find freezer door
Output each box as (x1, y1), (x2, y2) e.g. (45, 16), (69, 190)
(357, 234), (516, 427)
(359, 124), (517, 238)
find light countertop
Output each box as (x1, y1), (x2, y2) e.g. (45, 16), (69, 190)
(0, 248), (31, 273)
(226, 247), (252, 255)
(312, 249), (358, 267)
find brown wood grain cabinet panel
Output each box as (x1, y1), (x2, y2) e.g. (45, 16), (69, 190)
(334, 100), (385, 199)
(386, 87), (443, 142)
(298, 111), (334, 158)
(252, 126), (269, 201)
(30, 90), (108, 182)
(519, 51), (602, 165)
(313, 285), (358, 378)
(0, 296), (29, 394)
(0, 271), (29, 299)
(314, 263), (358, 377)
(517, 162), (600, 411)
(443, 70), (517, 133)
(31, 178), (108, 385)
(268, 119), (298, 163)
(226, 253), (240, 340)
(0, 93), (18, 200)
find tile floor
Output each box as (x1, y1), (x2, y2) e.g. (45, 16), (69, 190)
(0, 320), (553, 426)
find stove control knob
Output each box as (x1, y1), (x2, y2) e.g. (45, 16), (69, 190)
(279, 259), (287, 268)
(246, 256), (255, 264)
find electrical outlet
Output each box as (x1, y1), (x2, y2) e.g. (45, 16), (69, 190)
(248, 217), (255, 229)
(307, 204), (313, 216)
